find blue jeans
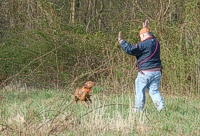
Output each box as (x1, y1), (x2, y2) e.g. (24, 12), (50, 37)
(134, 71), (165, 112)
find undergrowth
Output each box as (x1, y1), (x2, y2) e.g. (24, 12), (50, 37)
(0, 87), (199, 135)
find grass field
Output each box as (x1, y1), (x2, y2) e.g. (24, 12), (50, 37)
(0, 87), (199, 136)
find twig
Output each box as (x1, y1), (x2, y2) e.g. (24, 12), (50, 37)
(79, 103), (129, 119)
(36, 99), (75, 130)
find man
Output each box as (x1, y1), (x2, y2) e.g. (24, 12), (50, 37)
(118, 20), (165, 112)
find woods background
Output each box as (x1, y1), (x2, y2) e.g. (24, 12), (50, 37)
(0, 0), (199, 95)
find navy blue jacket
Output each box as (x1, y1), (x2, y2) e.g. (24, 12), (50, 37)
(120, 36), (162, 70)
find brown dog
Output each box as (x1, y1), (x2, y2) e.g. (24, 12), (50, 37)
(74, 81), (95, 108)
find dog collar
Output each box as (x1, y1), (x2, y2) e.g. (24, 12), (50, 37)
(82, 87), (90, 92)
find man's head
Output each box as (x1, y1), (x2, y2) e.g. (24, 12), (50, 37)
(138, 27), (150, 41)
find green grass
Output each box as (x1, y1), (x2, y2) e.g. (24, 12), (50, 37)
(0, 88), (199, 135)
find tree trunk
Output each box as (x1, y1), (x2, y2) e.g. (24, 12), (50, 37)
(71, 0), (75, 24)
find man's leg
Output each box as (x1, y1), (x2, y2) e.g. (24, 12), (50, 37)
(148, 71), (165, 112)
(134, 72), (148, 112)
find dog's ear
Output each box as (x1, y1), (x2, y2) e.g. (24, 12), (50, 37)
(84, 81), (95, 89)
(84, 81), (91, 88)
(83, 83), (88, 88)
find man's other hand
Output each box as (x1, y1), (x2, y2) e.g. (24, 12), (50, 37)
(118, 31), (123, 43)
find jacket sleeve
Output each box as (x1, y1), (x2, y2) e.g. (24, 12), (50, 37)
(120, 40), (142, 56)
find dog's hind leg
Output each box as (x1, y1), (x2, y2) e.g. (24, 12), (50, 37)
(74, 96), (79, 103)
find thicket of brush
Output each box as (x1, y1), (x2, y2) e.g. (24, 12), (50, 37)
(0, 0), (199, 94)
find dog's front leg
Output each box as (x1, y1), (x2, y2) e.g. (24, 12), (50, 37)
(88, 98), (92, 103)
(81, 101), (89, 108)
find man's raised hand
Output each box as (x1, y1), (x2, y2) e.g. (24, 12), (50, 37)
(142, 19), (149, 28)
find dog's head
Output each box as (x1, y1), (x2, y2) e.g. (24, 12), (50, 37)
(84, 81), (95, 89)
